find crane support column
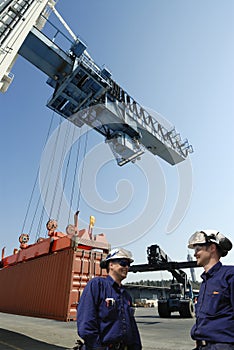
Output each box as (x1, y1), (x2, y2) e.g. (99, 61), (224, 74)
(0, 0), (54, 92)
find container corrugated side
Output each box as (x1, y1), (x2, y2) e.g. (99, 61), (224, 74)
(0, 248), (107, 321)
(67, 249), (107, 319)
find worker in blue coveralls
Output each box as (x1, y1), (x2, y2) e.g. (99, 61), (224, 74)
(77, 248), (142, 350)
(188, 229), (234, 350)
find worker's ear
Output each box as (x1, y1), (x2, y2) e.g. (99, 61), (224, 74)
(209, 243), (217, 253)
(108, 261), (115, 270)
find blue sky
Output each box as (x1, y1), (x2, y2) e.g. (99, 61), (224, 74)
(1, 0), (234, 282)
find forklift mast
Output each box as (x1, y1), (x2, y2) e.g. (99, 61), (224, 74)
(130, 244), (197, 276)
(129, 244), (198, 318)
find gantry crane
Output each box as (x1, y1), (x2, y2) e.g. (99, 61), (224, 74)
(0, 0), (193, 166)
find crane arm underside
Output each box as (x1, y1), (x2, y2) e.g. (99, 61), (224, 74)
(46, 46), (193, 166)
(45, 38), (193, 166)
(1, 2), (193, 166)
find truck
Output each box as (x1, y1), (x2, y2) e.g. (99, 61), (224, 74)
(130, 244), (198, 318)
(157, 276), (195, 318)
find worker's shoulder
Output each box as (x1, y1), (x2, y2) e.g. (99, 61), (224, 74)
(221, 264), (234, 276)
(87, 276), (108, 286)
(222, 264), (234, 270)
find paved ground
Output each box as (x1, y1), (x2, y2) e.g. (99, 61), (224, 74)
(0, 308), (195, 350)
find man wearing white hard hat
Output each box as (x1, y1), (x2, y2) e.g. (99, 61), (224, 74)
(188, 230), (234, 349)
(77, 248), (142, 350)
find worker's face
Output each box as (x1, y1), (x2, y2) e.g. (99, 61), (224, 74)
(193, 244), (212, 267)
(109, 259), (130, 282)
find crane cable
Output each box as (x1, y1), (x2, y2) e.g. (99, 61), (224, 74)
(24, 112), (90, 241)
(76, 126), (89, 211)
(68, 126), (82, 224)
(39, 121), (89, 235)
(48, 120), (71, 219)
(59, 123), (90, 226)
(21, 112), (55, 235)
(56, 122), (77, 220)
(34, 116), (64, 240)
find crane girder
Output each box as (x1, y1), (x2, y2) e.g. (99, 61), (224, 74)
(1, 2), (193, 166)
(19, 26), (73, 80)
(45, 41), (193, 166)
(0, 0), (54, 92)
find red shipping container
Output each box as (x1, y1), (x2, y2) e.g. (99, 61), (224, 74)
(0, 248), (108, 321)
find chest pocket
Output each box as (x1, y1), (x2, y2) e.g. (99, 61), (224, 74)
(202, 287), (230, 317)
(99, 300), (119, 321)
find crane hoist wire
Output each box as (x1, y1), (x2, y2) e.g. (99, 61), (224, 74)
(29, 114), (63, 241)
(48, 122), (89, 233)
(56, 122), (76, 221)
(31, 119), (90, 242)
(35, 115), (64, 238)
(61, 124), (90, 227)
(76, 125), (89, 211)
(68, 126), (82, 225)
(66, 125), (90, 226)
(49, 119), (72, 219)
(21, 111), (56, 235)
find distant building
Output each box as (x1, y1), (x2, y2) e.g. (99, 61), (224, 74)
(124, 284), (170, 304)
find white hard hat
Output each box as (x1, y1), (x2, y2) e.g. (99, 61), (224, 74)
(188, 229), (232, 257)
(101, 247), (134, 268)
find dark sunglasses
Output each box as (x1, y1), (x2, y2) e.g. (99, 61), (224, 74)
(112, 259), (131, 267)
(194, 243), (210, 253)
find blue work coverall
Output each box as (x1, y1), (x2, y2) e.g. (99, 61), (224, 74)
(77, 275), (142, 350)
(191, 262), (234, 348)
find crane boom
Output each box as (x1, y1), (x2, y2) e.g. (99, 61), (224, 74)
(1, 1), (193, 166)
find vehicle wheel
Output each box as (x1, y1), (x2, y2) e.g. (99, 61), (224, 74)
(179, 300), (195, 318)
(158, 302), (171, 318)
